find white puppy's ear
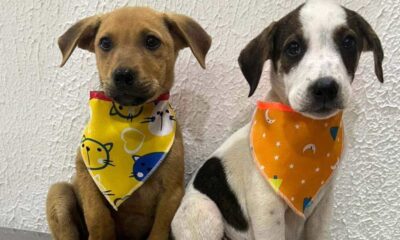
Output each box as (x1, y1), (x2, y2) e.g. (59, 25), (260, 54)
(348, 9), (384, 83)
(165, 13), (212, 69)
(58, 15), (102, 67)
(238, 22), (278, 97)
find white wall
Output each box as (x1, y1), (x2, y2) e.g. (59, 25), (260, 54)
(0, 0), (399, 238)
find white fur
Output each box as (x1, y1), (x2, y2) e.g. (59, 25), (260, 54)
(283, 0), (352, 118)
(173, 1), (351, 239)
(172, 121), (344, 239)
(172, 186), (225, 240)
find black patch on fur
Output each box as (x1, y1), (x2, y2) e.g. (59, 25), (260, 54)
(271, 4), (306, 74)
(238, 22), (278, 97)
(333, 26), (360, 81)
(343, 7), (384, 82)
(238, 4), (305, 97)
(193, 157), (249, 231)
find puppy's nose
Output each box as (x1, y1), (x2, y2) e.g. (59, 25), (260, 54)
(311, 77), (339, 102)
(113, 68), (136, 88)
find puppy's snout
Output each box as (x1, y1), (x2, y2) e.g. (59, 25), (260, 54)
(113, 68), (136, 88)
(311, 77), (339, 102)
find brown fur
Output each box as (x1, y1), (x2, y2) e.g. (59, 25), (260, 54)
(47, 7), (211, 240)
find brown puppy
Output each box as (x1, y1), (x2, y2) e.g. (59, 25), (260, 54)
(46, 7), (211, 240)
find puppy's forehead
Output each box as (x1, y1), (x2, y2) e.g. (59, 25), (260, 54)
(299, 0), (346, 40)
(99, 7), (168, 35)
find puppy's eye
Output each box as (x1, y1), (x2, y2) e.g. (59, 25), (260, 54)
(285, 41), (303, 57)
(342, 35), (356, 50)
(145, 36), (161, 50)
(99, 37), (113, 51)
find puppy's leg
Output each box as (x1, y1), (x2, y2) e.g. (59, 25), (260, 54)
(172, 189), (225, 240)
(305, 186), (334, 240)
(75, 155), (116, 240)
(247, 171), (287, 240)
(148, 185), (184, 240)
(148, 131), (185, 240)
(46, 182), (86, 240)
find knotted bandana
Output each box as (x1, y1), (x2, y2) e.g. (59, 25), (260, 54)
(81, 91), (176, 210)
(250, 101), (343, 217)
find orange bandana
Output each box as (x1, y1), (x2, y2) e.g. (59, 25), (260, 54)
(250, 102), (344, 217)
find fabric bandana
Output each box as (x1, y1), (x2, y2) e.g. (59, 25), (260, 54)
(80, 91), (176, 210)
(250, 101), (344, 217)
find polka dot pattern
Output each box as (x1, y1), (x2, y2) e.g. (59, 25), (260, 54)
(250, 102), (344, 217)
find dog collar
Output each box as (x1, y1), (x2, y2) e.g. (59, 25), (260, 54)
(250, 101), (344, 217)
(80, 91), (176, 210)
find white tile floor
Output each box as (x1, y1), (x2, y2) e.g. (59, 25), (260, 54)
(0, 227), (51, 240)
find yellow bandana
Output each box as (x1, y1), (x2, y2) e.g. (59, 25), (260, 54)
(250, 102), (344, 217)
(80, 91), (176, 210)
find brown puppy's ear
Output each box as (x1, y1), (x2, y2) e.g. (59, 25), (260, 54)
(238, 22), (277, 97)
(58, 15), (101, 67)
(165, 13), (212, 69)
(349, 10), (384, 83)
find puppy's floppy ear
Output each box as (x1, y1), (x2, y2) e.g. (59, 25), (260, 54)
(58, 15), (101, 67)
(165, 13), (212, 69)
(238, 22), (277, 97)
(349, 10), (384, 83)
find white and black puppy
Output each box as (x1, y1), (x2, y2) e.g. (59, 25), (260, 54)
(172, 0), (383, 239)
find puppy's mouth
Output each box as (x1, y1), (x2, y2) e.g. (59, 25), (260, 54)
(102, 82), (157, 106)
(112, 94), (150, 106)
(300, 101), (344, 119)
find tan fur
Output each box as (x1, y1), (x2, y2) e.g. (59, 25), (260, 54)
(47, 7), (211, 240)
